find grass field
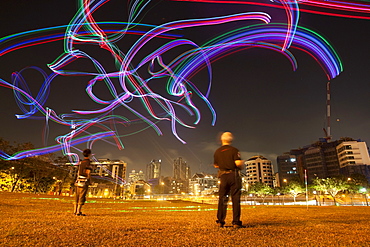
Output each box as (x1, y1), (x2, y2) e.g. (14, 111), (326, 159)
(1, 192), (370, 246)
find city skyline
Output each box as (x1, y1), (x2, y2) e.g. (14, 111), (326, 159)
(1, 1), (370, 177)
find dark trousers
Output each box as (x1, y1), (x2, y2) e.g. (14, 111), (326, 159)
(217, 172), (242, 225)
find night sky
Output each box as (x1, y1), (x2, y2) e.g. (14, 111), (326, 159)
(1, 1), (370, 177)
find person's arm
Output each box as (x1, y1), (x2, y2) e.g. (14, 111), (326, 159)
(235, 160), (244, 170)
(85, 168), (91, 185)
(84, 159), (93, 179)
(234, 150), (244, 169)
(85, 169), (91, 180)
(213, 152), (219, 169)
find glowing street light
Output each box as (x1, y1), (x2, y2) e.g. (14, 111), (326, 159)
(282, 179), (287, 205)
(360, 188), (369, 206)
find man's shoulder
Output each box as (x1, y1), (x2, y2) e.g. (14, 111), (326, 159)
(221, 145), (238, 150)
(80, 159), (90, 164)
(215, 145), (239, 153)
(80, 159), (92, 169)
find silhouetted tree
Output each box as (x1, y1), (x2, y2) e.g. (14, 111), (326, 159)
(0, 137), (67, 193)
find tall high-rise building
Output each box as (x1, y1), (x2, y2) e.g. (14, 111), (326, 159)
(172, 157), (191, 193)
(304, 140), (341, 180)
(245, 155), (274, 187)
(276, 152), (299, 185)
(173, 157), (190, 180)
(277, 140), (342, 183)
(146, 159), (161, 180)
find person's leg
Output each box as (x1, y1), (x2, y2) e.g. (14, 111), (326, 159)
(76, 186), (88, 216)
(76, 204), (83, 215)
(217, 174), (230, 226)
(74, 187), (81, 215)
(230, 174), (242, 226)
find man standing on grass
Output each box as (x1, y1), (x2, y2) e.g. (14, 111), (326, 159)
(73, 148), (93, 216)
(214, 132), (245, 228)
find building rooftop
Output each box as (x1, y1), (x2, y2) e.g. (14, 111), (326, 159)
(247, 155), (268, 161)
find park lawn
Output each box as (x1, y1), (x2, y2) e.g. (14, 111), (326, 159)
(0, 192), (369, 246)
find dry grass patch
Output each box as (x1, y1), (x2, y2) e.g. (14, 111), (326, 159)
(1, 192), (369, 246)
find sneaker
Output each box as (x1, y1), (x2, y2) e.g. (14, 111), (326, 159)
(233, 224), (245, 229)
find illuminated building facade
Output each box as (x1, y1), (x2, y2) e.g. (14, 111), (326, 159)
(336, 141), (370, 181)
(162, 176), (187, 194)
(188, 173), (218, 195)
(89, 159), (127, 198)
(245, 155), (274, 187)
(129, 180), (152, 198)
(128, 169), (145, 183)
(277, 140), (341, 183)
(277, 138), (370, 183)
(91, 159), (127, 181)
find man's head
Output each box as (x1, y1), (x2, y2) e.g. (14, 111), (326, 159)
(221, 132), (233, 145)
(82, 149), (92, 157)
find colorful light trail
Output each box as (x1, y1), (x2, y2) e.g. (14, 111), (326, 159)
(0, 0), (355, 164)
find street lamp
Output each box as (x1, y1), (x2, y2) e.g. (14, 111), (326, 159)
(360, 188), (368, 206)
(313, 191), (319, 206)
(10, 167), (17, 192)
(304, 169), (308, 209)
(161, 182), (165, 194)
(282, 179), (287, 205)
